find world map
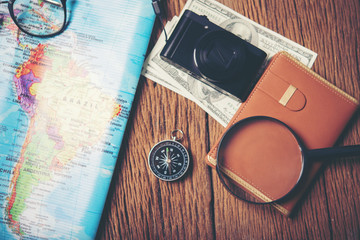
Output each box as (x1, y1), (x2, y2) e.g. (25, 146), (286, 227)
(0, 0), (155, 239)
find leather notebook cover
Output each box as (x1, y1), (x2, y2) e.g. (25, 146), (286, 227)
(206, 51), (359, 216)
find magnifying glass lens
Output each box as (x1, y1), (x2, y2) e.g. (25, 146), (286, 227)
(218, 118), (304, 203)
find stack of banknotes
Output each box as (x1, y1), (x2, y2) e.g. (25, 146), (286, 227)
(142, 0), (317, 127)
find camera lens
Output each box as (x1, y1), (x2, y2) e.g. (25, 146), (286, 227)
(194, 31), (246, 83)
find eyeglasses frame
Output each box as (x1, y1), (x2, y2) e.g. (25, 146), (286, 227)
(1, 0), (67, 38)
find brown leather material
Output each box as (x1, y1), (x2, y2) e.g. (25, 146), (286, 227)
(205, 51), (359, 215)
(258, 71), (306, 111)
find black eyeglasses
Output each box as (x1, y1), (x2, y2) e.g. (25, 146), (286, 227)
(1, 0), (67, 38)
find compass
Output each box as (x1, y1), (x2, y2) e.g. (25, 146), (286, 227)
(148, 130), (190, 181)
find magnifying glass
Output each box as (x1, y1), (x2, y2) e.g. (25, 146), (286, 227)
(216, 116), (360, 204)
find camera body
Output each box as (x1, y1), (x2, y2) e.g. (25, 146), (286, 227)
(160, 10), (267, 101)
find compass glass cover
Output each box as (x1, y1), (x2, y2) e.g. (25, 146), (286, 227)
(148, 140), (190, 181)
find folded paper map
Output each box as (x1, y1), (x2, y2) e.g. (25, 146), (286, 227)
(0, 0), (155, 239)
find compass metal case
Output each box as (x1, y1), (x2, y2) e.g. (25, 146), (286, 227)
(148, 139), (190, 181)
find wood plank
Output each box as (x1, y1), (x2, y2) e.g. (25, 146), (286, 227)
(97, 0), (360, 239)
(97, 78), (214, 238)
(317, 0), (360, 238)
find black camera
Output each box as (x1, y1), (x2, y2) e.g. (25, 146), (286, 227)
(160, 10), (267, 101)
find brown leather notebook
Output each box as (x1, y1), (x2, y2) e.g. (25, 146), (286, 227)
(206, 51), (359, 216)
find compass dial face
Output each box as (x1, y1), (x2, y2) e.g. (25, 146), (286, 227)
(148, 140), (190, 181)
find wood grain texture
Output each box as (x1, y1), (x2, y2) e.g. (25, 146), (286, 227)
(96, 0), (360, 239)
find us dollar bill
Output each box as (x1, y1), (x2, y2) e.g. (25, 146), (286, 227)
(143, 0), (318, 126)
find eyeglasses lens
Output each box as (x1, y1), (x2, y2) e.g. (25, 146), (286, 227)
(12, 0), (64, 36)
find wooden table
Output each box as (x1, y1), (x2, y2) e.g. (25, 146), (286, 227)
(97, 0), (360, 239)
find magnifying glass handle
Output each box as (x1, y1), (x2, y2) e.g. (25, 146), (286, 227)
(307, 145), (360, 160)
